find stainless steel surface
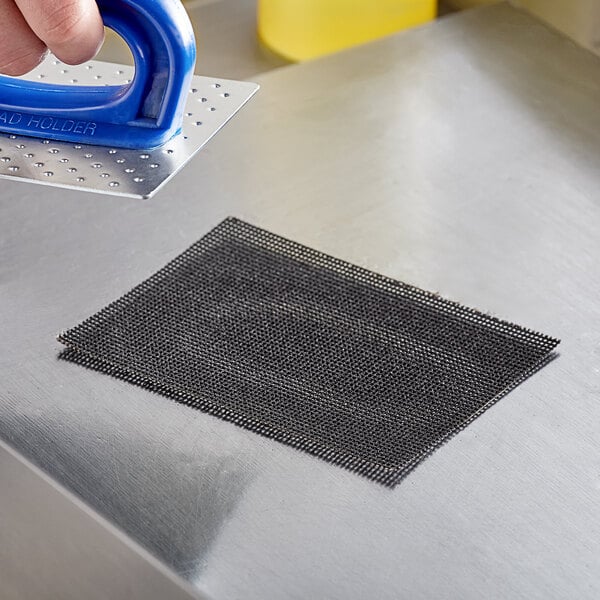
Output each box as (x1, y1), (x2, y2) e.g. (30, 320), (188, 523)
(451, 0), (600, 57)
(98, 0), (289, 79)
(1, 3), (599, 599)
(0, 439), (203, 600)
(0, 58), (258, 198)
(186, 0), (290, 79)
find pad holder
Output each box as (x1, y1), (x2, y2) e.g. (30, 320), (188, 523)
(0, 0), (196, 149)
(0, 0), (259, 198)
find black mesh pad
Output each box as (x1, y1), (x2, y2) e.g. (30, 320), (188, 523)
(58, 217), (559, 485)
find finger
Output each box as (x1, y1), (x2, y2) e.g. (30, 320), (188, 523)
(15, 0), (104, 65)
(0, 0), (47, 76)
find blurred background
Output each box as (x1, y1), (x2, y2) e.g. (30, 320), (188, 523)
(97, 0), (600, 78)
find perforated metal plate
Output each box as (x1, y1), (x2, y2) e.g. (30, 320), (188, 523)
(0, 56), (258, 198)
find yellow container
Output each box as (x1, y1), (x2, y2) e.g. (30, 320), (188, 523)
(258, 0), (437, 61)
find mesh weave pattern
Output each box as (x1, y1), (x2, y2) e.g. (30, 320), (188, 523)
(59, 217), (559, 485)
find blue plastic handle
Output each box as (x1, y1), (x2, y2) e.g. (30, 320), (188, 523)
(0, 0), (196, 149)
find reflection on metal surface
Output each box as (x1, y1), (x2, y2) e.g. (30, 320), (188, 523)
(1, 3), (599, 599)
(0, 439), (204, 600)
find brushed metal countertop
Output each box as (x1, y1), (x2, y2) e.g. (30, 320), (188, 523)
(0, 439), (204, 600)
(1, 3), (599, 599)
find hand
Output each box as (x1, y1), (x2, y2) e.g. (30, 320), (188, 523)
(0, 0), (104, 76)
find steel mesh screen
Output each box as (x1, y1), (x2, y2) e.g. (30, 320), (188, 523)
(58, 217), (559, 485)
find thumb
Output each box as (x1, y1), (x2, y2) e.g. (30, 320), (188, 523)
(15, 0), (104, 65)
